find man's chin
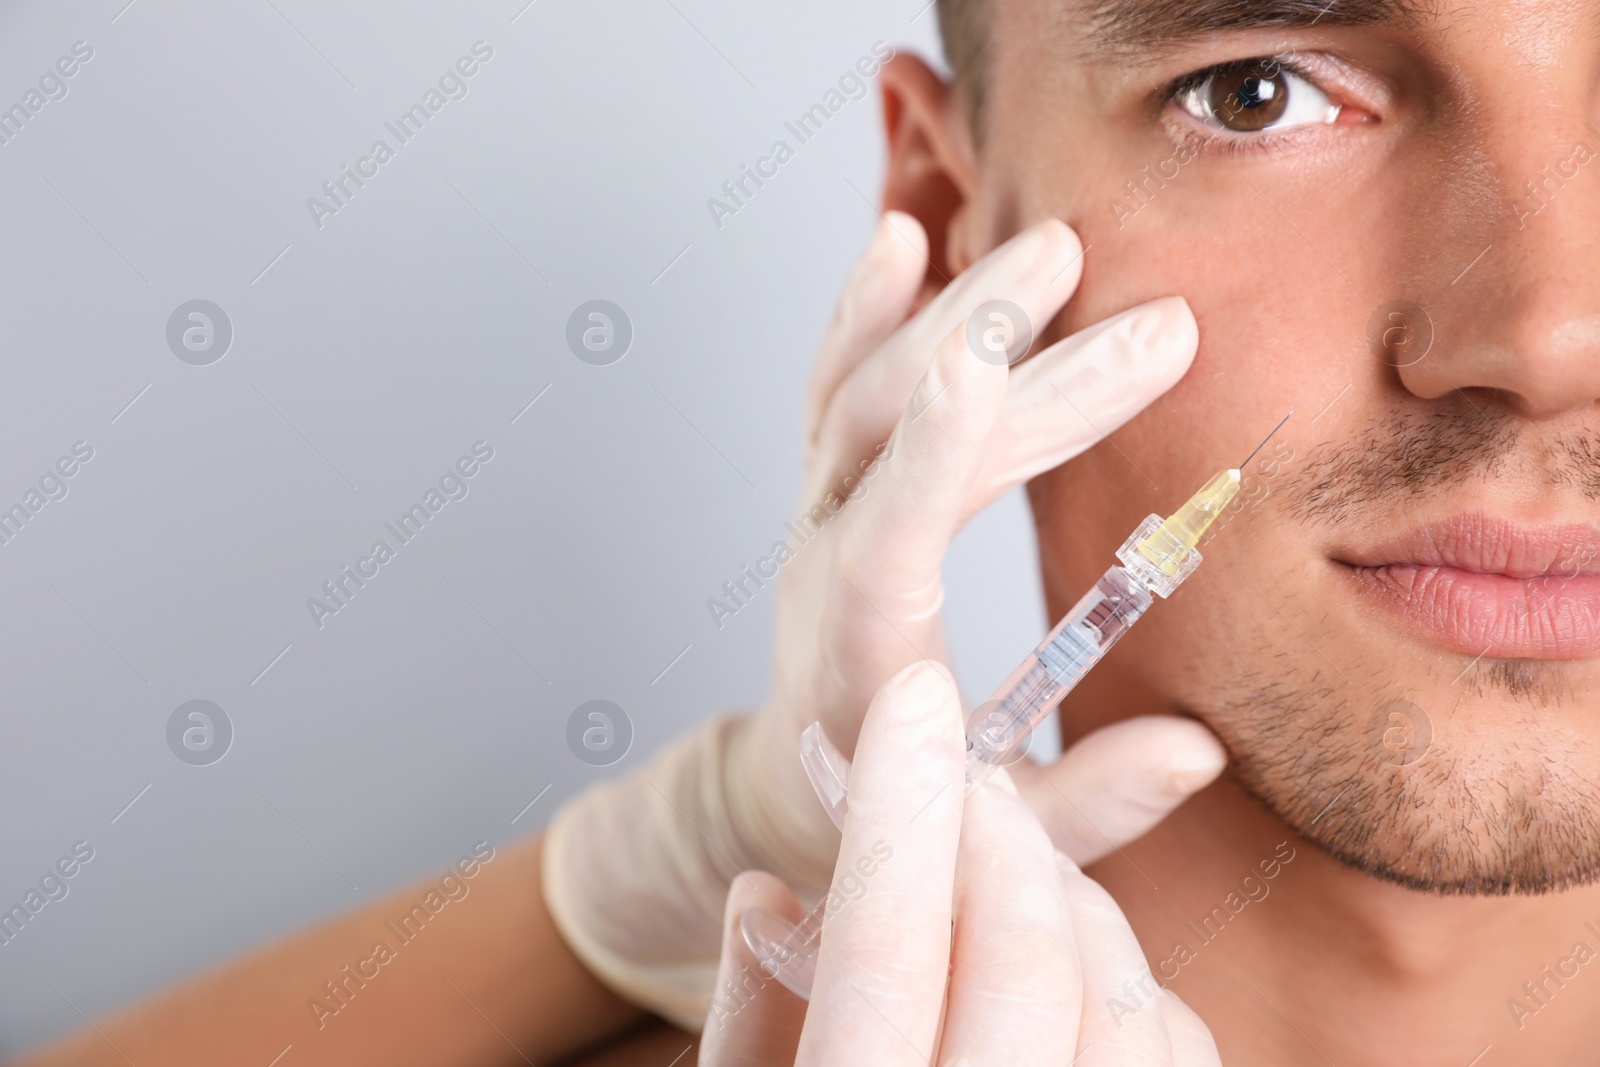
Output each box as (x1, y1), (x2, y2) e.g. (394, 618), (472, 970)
(1227, 748), (1600, 897)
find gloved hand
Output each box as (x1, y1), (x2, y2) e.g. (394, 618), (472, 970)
(542, 214), (1225, 1030)
(698, 661), (1222, 1067)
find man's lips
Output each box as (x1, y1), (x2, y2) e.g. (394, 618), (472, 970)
(1335, 515), (1600, 659)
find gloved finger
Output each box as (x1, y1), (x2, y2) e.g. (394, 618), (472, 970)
(697, 871), (808, 1067)
(830, 315), (1007, 636)
(804, 211), (930, 451)
(806, 219), (1085, 506)
(1010, 715), (1226, 865)
(796, 661), (965, 1067)
(818, 296), (1197, 719)
(1057, 852), (1175, 1065)
(959, 295), (1198, 523)
(938, 768), (1082, 1066)
(1160, 989), (1225, 1066)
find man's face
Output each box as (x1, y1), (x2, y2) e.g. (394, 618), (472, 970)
(969, 0), (1600, 893)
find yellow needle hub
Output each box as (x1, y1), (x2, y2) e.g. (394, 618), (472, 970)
(1135, 468), (1242, 576)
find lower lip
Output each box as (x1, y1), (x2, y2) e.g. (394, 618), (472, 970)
(1345, 564), (1600, 659)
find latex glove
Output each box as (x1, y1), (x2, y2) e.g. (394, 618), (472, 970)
(542, 215), (1224, 1029)
(763, 213), (1220, 862)
(699, 661), (1223, 1067)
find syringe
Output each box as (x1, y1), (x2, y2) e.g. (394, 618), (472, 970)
(795, 465), (1246, 837)
(743, 439), (1282, 1000)
(962, 466), (1241, 783)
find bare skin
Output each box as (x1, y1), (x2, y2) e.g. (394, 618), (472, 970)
(876, 0), (1600, 1062)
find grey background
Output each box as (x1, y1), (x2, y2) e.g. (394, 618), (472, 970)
(0, 0), (1050, 1053)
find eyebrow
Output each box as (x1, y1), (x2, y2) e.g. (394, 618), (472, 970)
(1079, 0), (1425, 54)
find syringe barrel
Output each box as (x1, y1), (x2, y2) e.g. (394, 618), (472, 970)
(965, 564), (1153, 781)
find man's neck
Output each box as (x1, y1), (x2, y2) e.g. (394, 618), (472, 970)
(1085, 771), (1600, 1065)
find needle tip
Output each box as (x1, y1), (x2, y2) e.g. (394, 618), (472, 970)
(1238, 411), (1295, 470)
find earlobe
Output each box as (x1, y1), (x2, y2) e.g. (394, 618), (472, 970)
(945, 203), (976, 276)
(878, 53), (978, 296)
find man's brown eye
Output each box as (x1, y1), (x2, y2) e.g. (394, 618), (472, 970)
(1210, 65), (1290, 132)
(1172, 58), (1340, 138)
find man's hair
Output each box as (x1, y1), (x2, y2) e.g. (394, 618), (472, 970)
(937, 0), (990, 130)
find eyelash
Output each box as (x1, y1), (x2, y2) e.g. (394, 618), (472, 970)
(1162, 56), (1343, 158)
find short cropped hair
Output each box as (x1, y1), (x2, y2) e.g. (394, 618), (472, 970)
(937, 0), (990, 133)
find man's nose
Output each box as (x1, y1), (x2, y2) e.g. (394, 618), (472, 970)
(1397, 112), (1600, 420)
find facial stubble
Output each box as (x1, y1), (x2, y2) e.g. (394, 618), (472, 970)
(1184, 404), (1600, 895)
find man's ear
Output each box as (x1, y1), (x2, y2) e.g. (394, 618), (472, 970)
(879, 53), (979, 303)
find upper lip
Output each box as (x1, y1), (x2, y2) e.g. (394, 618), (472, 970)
(1334, 513), (1600, 579)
